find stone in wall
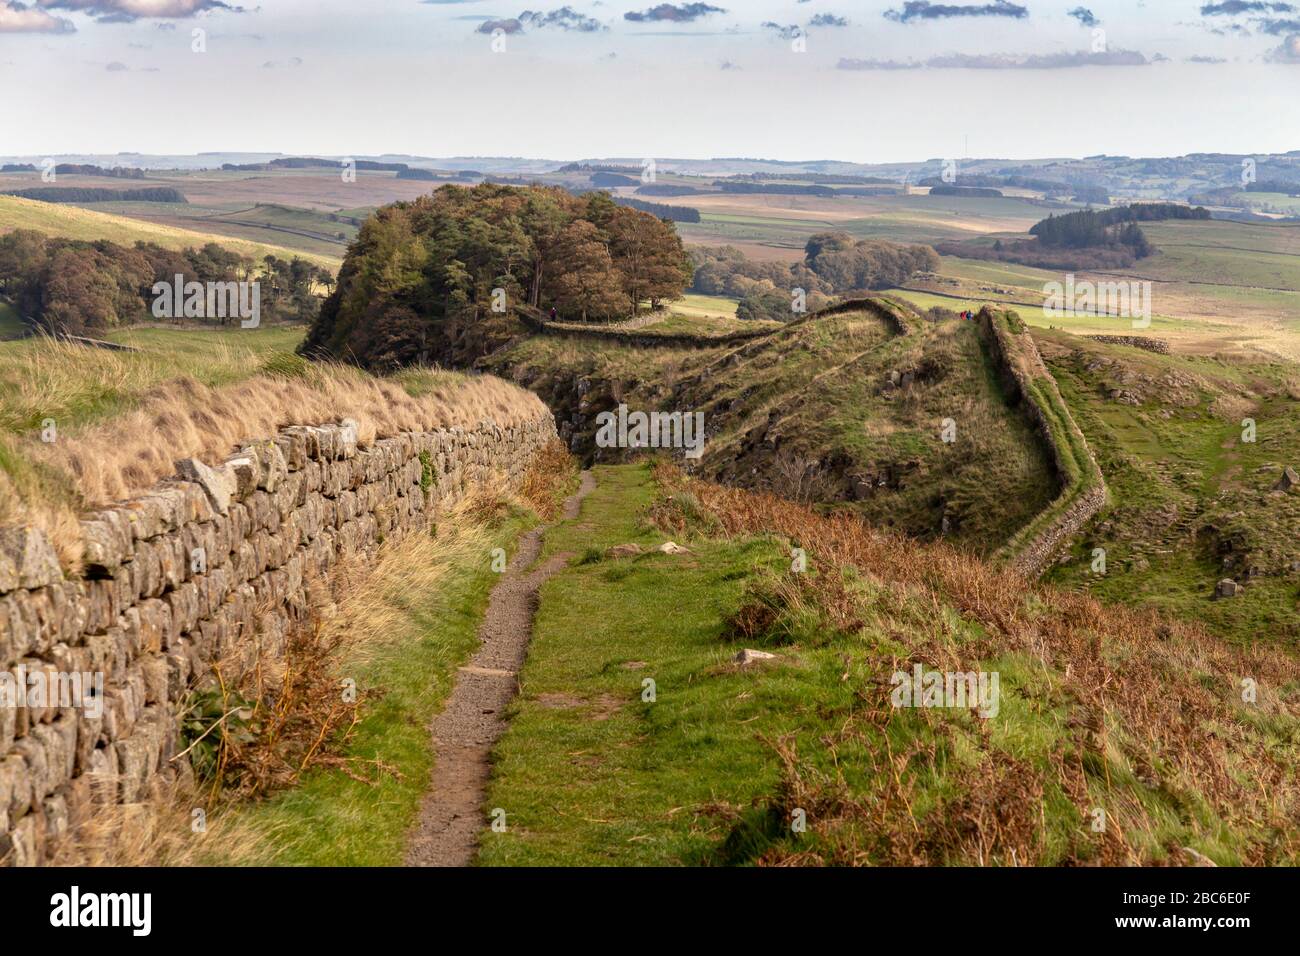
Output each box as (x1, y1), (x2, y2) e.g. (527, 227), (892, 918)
(0, 410), (556, 865)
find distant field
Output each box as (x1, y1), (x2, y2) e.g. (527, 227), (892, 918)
(0, 195), (341, 269)
(79, 199), (362, 259)
(671, 191), (1066, 251)
(670, 293), (740, 320)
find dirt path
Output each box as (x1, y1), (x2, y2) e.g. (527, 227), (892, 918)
(405, 470), (596, 866)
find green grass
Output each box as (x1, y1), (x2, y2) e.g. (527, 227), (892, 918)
(216, 505), (541, 866)
(1037, 329), (1300, 645)
(670, 292), (740, 320)
(480, 463), (798, 864)
(476, 463), (1288, 866)
(0, 325), (306, 438)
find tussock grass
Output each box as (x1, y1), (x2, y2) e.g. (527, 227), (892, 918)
(0, 329), (547, 567)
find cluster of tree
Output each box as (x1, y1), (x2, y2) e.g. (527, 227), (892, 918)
(0, 229), (329, 335)
(1029, 203), (1208, 251)
(1, 164), (36, 172)
(591, 172), (638, 187)
(714, 181), (836, 197)
(918, 173), (1073, 195)
(611, 196), (700, 223)
(1245, 180), (1300, 195)
(52, 164), (146, 179)
(300, 184), (691, 369)
(934, 237), (1148, 271)
(803, 232), (940, 291)
(636, 184), (701, 196)
(690, 233), (938, 321)
(936, 203), (1208, 270)
(926, 185), (1004, 198)
(396, 168), (440, 180)
(4, 187), (186, 204)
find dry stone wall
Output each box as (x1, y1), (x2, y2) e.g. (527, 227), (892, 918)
(0, 410), (556, 865)
(979, 308), (1107, 579)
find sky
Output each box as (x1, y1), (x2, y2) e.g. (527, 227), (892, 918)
(0, 0), (1297, 162)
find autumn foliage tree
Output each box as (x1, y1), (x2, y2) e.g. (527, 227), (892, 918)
(301, 183), (691, 369)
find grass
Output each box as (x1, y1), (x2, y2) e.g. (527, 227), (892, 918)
(0, 194), (340, 270)
(479, 463), (791, 865)
(478, 462), (1300, 866)
(1036, 329), (1300, 646)
(496, 301), (1057, 555)
(217, 499), (541, 865)
(983, 309), (1106, 575)
(0, 325), (548, 568)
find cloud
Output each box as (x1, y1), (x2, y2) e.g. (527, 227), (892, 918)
(476, 17), (522, 33)
(105, 60), (127, 70)
(840, 48), (1152, 69)
(884, 1), (1028, 23)
(475, 7), (607, 33)
(262, 56), (303, 68)
(762, 21), (800, 39)
(1266, 31), (1300, 58)
(809, 13), (848, 27)
(1067, 7), (1098, 27)
(624, 3), (725, 23)
(38, 0), (240, 20)
(719, 58), (738, 69)
(520, 7), (605, 31)
(837, 57), (922, 69)
(0, 1), (74, 31)
(1186, 53), (1228, 61)
(1200, 1), (1293, 14)
(1257, 16), (1300, 32)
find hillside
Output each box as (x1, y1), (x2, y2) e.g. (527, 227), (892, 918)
(483, 298), (1057, 555)
(0, 195), (341, 270)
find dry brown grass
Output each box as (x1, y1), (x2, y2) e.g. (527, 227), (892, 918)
(653, 463), (1300, 865)
(1, 348), (547, 566)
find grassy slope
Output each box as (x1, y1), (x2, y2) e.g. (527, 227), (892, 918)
(0, 195), (340, 270)
(0, 325), (306, 438)
(695, 309), (1058, 552)
(479, 463), (1300, 866)
(496, 304), (1057, 556)
(1037, 330), (1300, 645)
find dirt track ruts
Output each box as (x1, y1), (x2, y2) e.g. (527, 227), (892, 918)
(405, 470), (596, 866)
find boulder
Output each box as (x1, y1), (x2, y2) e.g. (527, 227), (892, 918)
(1275, 466), (1298, 492)
(734, 648), (778, 666)
(1213, 578), (1240, 600)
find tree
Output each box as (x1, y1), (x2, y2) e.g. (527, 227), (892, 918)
(548, 220), (628, 322)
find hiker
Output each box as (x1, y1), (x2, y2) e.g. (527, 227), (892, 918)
(549, 306), (558, 322)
